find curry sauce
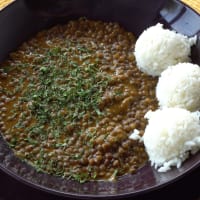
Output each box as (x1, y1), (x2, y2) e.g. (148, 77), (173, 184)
(0, 18), (158, 182)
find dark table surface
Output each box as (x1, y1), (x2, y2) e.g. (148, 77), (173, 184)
(0, 167), (199, 200)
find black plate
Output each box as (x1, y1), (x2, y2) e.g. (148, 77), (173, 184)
(0, 0), (200, 199)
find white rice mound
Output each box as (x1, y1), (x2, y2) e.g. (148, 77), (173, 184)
(143, 108), (200, 172)
(156, 63), (200, 112)
(134, 23), (196, 76)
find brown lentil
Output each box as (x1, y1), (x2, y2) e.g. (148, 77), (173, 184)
(0, 18), (158, 182)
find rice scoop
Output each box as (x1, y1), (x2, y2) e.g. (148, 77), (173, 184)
(143, 108), (200, 172)
(134, 23), (196, 76)
(156, 63), (200, 111)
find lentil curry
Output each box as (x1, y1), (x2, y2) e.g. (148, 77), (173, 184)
(0, 18), (158, 182)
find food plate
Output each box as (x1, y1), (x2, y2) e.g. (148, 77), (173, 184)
(0, 0), (199, 199)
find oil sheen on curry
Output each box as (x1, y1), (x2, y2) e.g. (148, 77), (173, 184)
(0, 18), (158, 182)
